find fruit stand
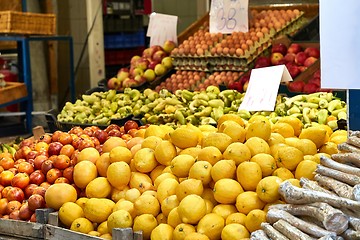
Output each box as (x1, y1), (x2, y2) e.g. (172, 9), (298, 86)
(3, 1), (360, 240)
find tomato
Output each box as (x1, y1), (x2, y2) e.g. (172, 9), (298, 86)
(11, 173), (30, 189)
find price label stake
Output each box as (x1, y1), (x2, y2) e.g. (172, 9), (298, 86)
(147, 13), (178, 46)
(209, 0), (249, 34)
(239, 65), (292, 112)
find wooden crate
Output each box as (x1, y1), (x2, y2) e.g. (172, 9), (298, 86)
(0, 218), (44, 240)
(0, 11), (56, 35)
(0, 82), (27, 105)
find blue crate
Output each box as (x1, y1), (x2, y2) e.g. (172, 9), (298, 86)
(104, 30), (145, 49)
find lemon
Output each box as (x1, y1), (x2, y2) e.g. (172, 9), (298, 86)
(199, 124), (218, 133)
(154, 140), (177, 166)
(201, 132), (233, 153)
(271, 122), (295, 138)
(184, 232), (210, 240)
(170, 154), (195, 178)
(303, 155), (320, 163)
(286, 178), (301, 188)
(236, 162), (262, 191)
(85, 177), (112, 199)
(109, 146), (132, 164)
(272, 167), (294, 180)
(270, 143), (287, 158)
(256, 176), (283, 203)
(295, 160), (318, 180)
(150, 223), (174, 240)
(107, 162), (131, 190)
(197, 146), (223, 166)
(99, 233), (112, 239)
(142, 136), (163, 150)
(173, 223), (196, 240)
(275, 146), (303, 171)
(83, 198), (115, 223)
(75, 197), (88, 210)
(201, 188), (218, 206)
(129, 172), (154, 193)
(197, 213), (225, 240)
(111, 186), (128, 203)
(223, 142), (252, 165)
(245, 209), (266, 232)
(246, 119), (271, 141)
(212, 204), (238, 220)
(330, 129), (347, 139)
(142, 190), (158, 199)
(88, 231), (101, 237)
(297, 139), (318, 155)
(133, 214), (158, 240)
(157, 213), (167, 224)
(213, 178), (243, 204)
(145, 125), (167, 139)
(218, 120), (246, 143)
(267, 133), (285, 146)
(204, 199), (215, 213)
(134, 194), (160, 217)
(59, 202), (84, 227)
(150, 165), (166, 183)
(124, 188), (141, 203)
(221, 223), (250, 240)
(218, 114), (245, 128)
(278, 116), (303, 136)
(314, 153), (331, 163)
(330, 134), (347, 145)
(176, 178), (204, 201)
(70, 217), (94, 234)
(161, 195), (180, 217)
(250, 153), (277, 177)
(178, 194), (207, 224)
(167, 207), (182, 228)
(284, 137), (301, 148)
(179, 147), (202, 159)
(211, 160), (236, 182)
(244, 137), (271, 156)
(113, 200), (136, 219)
(133, 148), (158, 173)
(225, 212), (246, 225)
(154, 172), (178, 189)
(157, 178), (179, 203)
(107, 209), (133, 232)
(319, 141), (339, 155)
(188, 161), (212, 185)
(170, 127), (200, 149)
(235, 191), (265, 215)
(299, 126), (328, 148)
(97, 221), (108, 235)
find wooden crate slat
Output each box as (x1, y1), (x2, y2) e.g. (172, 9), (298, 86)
(0, 218), (44, 239)
(45, 225), (103, 240)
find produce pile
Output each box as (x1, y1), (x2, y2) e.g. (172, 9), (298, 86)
(250, 132), (360, 239)
(57, 86), (347, 131)
(0, 113), (349, 239)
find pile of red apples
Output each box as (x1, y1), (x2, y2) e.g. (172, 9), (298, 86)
(107, 41), (176, 91)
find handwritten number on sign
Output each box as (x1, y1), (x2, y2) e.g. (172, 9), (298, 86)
(216, 8), (226, 30)
(216, 7), (238, 30)
(227, 8), (237, 29)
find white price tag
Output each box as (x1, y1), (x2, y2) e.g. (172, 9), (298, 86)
(239, 65), (293, 111)
(209, 0), (249, 34)
(147, 13), (178, 46)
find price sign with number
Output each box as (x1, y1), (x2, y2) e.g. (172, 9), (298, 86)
(209, 0), (249, 34)
(239, 65), (293, 111)
(147, 13), (178, 46)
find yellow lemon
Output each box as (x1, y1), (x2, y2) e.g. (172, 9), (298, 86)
(179, 147), (202, 159)
(314, 153), (331, 163)
(197, 213), (225, 240)
(303, 155), (320, 163)
(88, 231), (101, 237)
(184, 232), (210, 240)
(201, 188), (218, 206)
(142, 136), (163, 150)
(218, 114), (245, 128)
(236, 162), (262, 191)
(297, 139), (318, 155)
(176, 178), (204, 201)
(167, 207), (182, 228)
(107, 162), (131, 190)
(235, 191), (265, 215)
(157, 213), (167, 224)
(225, 213), (246, 225)
(170, 154), (196, 178)
(154, 172), (178, 189)
(330, 134), (347, 145)
(201, 132), (233, 153)
(223, 142), (252, 165)
(59, 202), (84, 227)
(111, 186), (128, 203)
(213, 178), (244, 204)
(256, 176), (283, 203)
(161, 195), (180, 217)
(244, 137), (271, 156)
(113, 200), (136, 219)
(75, 197), (88, 210)
(157, 178), (179, 203)
(99, 233), (112, 239)
(275, 146), (303, 171)
(150, 223), (174, 240)
(221, 224), (250, 240)
(154, 140), (177, 166)
(204, 199), (215, 213)
(178, 194), (207, 224)
(142, 190), (157, 199)
(250, 153), (277, 177)
(218, 120), (246, 143)
(295, 160), (318, 180)
(97, 221), (108, 235)
(278, 116), (303, 136)
(319, 141), (339, 155)
(133, 148), (158, 173)
(107, 209), (133, 232)
(173, 223), (196, 240)
(170, 127), (200, 149)
(83, 198), (115, 223)
(267, 133), (285, 146)
(246, 119), (271, 141)
(129, 172), (154, 193)
(109, 146), (132, 164)
(211, 160), (236, 182)
(245, 209), (266, 232)
(145, 125), (167, 139)
(270, 143), (287, 158)
(133, 214), (158, 240)
(85, 177), (112, 199)
(197, 146), (223, 166)
(272, 167), (294, 181)
(70, 217), (94, 234)
(199, 124), (218, 133)
(134, 194), (160, 217)
(286, 178), (301, 188)
(124, 188), (141, 203)
(102, 137), (126, 153)
(330, 129), (347, 139)
(150, 165), (166, 183)
(284, 137), (301, 148)
(212, 204), (238, 220)
(271, 122), (295, 138)
(188, 161), (212, 185)
(299, 126), (328, 148)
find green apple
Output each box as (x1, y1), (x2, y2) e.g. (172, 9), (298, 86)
(143, 69), (156, 82)
(161, 56), (173, 69)
(154, 64), (166, 76)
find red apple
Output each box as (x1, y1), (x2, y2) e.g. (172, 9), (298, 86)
(107, 77), (118, 89)
(152, 50), (167, 62)
(130, 67), (144, 77)
(270, 52), (284, 65)
(29, 170), (45, 185)
(124, 120), (139, 133)
(303, 83), (319, 93)
(303, 57), (318, 67)
(135, 57), (150, 71)
(295, 52), (307, 65)
(163, 40), (176, 54)
(287, 43), (303, 54)
(254, 56), (271, 68)
(93, 130), (108, 144)
(19, 202), (33, 220)
(313, 70), (321, 79)
(117, 69), (130, 82)
(308, 77), (321, 87)
(28, 194), (45, 211)
(288, 81), (305, 92)
(130, 55), (141, 66)
(298, 66), (308, 72)
(24, 184), (38, 199)
(287, 65), (301, 78)
(304, 47), (320, 58)
(148, 60), (160, 70)
(142, 48), (156, 60)
(283, 53), (296, 63)
(122, 78), (139, 88)
(271, 43), (288, 55)
(133, 75), (146, 85)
